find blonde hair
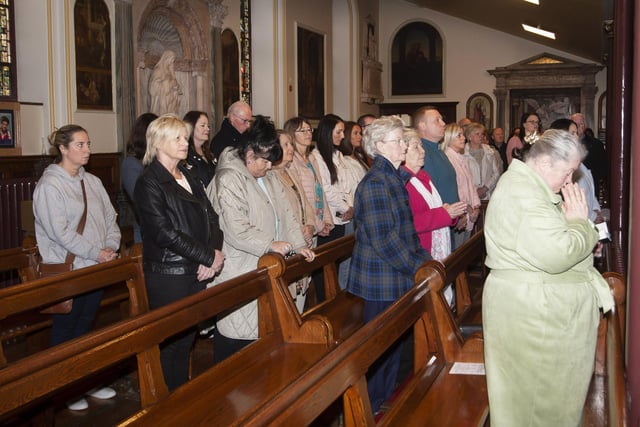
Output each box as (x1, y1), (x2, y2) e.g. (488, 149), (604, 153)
(143, 114), (191, 165)
(440, 123), (464, 152)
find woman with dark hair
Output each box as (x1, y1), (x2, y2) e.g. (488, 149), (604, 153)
(33, 124), (121, 410)
(506, 112), (542, 165)
(339, 121), (371, 171)
(183, 110), (216, 186)
(206, 115), (315, 361)
(313, 114), (363, 287)
(135, 114), (224, 391)
(121, 112), (158, 242)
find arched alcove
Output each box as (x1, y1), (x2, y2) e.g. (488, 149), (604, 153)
(135, 0), (210, 117)
(221, 29), (239, 114)
(391, 21), (443, 96)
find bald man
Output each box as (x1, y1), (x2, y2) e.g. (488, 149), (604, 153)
(211, 100), (253, 159)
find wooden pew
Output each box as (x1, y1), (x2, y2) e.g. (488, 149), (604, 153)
(0, 242), (41, 366)
(245, 260), (487, 426)
(0, 255), (148, 370)
(583, 271), (629, 426)
(0, 262), (334, 424)
(258, 234), (364, 346)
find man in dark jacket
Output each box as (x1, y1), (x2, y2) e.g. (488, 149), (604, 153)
(211, 100), (253, 159)
(571, 113), (607, 199)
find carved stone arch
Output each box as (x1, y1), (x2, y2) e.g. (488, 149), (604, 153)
(135, 0), (211, 116)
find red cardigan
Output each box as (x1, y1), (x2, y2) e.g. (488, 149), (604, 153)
(403, 166), (456, 254)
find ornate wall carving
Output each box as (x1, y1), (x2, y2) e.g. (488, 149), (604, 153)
(488, 53), (603, 133)
(135, 0), (212, 117)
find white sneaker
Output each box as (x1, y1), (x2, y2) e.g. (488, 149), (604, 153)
(86, 386), (116, 400)
(66, 397), (88, 411)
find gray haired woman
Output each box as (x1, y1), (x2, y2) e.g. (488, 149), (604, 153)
(483, 129), (615, 426)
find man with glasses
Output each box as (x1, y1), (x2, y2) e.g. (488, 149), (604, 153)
(211, 100), (253, 159)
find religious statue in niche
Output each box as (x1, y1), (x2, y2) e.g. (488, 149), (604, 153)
(148, 50), (182, 115)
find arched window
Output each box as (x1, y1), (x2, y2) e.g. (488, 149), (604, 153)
(221, 29), (239, 114)
(391, 22), (442, 96)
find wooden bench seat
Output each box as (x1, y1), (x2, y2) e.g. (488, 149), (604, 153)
(0, 254), (149, 371)
(245, 260), (488, 426)
(258, 234), (364, 346)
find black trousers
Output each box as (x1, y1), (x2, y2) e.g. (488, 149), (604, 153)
(144, 270), (205, 391)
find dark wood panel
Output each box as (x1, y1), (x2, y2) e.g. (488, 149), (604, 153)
(0, 153), (121, 198)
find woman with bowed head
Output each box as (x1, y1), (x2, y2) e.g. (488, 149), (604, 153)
(483, 129), (614, 426)
(206, 115), (315, 361)
(134, 114), (224, 391)
(121, 112), (157, 243)
(346, 116), (431, 414)
(402, 128), (466, 260)
(33, 125), (121, 410)
(183, 110), (216, 186)
(271, 129), (316, 312)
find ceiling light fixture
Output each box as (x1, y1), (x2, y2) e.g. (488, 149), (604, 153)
(524, 0), (540, 5)
(522, 24), (556, 40)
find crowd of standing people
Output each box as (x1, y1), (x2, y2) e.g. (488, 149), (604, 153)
(35, 97), (609, 424)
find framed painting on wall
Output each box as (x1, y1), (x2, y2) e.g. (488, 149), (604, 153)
(466, 93), (493, 129)
(391, 21), (443, 96)
(297, 26), (325, 119)
(74, 0), (113, 110)
(0, 101), (20, 156)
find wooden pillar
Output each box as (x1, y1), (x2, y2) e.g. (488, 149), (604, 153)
(625, 0), (640, 422)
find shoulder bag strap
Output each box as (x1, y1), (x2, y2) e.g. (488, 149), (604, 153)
(63, 179), (88, 265)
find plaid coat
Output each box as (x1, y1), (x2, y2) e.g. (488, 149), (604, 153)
(347, 156), (431, 301)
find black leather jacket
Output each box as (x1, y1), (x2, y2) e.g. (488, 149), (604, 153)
(134, 159), (223, 275)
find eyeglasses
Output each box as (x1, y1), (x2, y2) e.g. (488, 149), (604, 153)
(382, 138), (406, 145)
(233, 113), (252, 125)
(526, 120), (540, 125)
(295, 128), (313, 134)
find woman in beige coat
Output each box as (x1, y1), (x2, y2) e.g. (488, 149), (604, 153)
(206, 116), (315, 362)
(483, 129), (614, 426)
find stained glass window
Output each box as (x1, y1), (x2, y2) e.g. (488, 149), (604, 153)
(0, 0), (15, 100)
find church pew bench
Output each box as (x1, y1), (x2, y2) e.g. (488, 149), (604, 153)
(441, 231), (486, 331)
(243, 261), (487, 426)
(0, 254), (149, 370)
(258, 234), (364, 347)
(0, 242), (42, 366)
(0, 263), (333, 425)
(583, 271), (629, 426)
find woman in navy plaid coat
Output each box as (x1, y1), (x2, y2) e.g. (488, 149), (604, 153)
(346, 115), (431, 413)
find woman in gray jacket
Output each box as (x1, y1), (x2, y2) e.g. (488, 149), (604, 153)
(33, 124), (121, 410)
(207, 115), (315, 362)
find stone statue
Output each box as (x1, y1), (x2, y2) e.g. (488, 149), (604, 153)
(148, 50), (181, 115)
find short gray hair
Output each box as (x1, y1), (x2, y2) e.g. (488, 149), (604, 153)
(363, 115), (405, 158)
(524, 129), (586, 164)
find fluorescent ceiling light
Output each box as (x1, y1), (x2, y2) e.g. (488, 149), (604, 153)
(522, 24), (556, 40)
(524, 0), (539, 4)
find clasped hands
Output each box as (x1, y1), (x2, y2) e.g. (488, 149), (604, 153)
(197, 249), (225, 282)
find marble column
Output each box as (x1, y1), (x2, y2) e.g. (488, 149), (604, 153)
(208, 0), (227, 129)
(115, 0), (134, 152)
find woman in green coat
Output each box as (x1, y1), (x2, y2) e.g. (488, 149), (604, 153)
(483, 129), (614, 426)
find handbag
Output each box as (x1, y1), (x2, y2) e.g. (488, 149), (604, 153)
(39, 180), (87, 315)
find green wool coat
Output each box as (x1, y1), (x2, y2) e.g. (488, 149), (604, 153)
(482, 159), (614, 427)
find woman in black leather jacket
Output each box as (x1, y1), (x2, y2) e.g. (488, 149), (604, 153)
(134, 114), (224, 390)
